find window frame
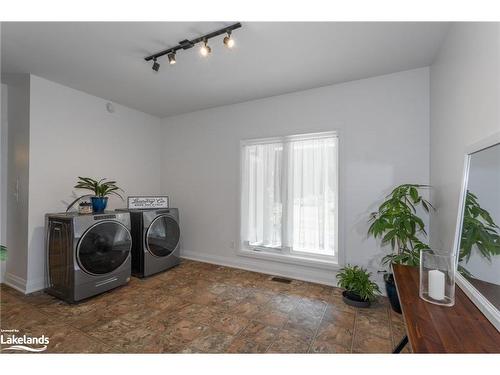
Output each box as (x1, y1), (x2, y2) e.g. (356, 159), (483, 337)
(238, 131), (342, 268)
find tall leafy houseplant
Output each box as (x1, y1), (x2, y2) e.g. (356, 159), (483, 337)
(368, 184), (434, 267)
(459, 190), (500, 276)
(368, 184), (434, 313)
(67, 177), (124, 213)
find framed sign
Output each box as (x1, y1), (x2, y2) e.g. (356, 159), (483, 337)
(127, 196), (169, 209)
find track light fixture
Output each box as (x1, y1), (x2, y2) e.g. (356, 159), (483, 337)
(223, 31), (235, 48)
(200, 40), (211, 57)
(168, 52), (176, 65)
(152, 58), (160, 72)
(144, 22), (241, 71)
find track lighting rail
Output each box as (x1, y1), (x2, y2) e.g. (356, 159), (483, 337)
(144, 22), (242, 62)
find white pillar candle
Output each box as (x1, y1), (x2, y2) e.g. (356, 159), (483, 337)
(428, 269), (445, 300)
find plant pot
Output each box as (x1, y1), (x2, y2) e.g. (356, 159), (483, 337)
(91, 197), (108, 213)
(342, 290), (371, 308)
(384, 273), (402, 314)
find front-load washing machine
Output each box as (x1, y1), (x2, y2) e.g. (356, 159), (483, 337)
(116, 208), (180, 277)
(45, 211), (132, 303)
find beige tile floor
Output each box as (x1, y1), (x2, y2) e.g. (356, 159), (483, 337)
(0, 259), (409, 353)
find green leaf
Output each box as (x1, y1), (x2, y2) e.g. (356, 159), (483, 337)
(410, 186), (418, 203)
(367, 183), (433, 266)
(336, 265), (380, 301)
(73, 176), (124, 200)
(459, 190), (500, 265)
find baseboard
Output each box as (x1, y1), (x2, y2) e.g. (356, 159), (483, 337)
(3, 272), (27, 293)
(181, 249), (338, 287)
(2, 272), (45, 294)
(181, 249), (387, 296)
(25, 277), (46, 294)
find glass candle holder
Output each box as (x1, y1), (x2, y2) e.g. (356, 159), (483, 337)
(419, 251), (456, 307)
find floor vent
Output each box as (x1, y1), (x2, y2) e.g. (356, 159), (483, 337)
(270, 276), (292, 284)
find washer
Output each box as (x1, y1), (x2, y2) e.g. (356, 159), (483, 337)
(116, 208), (180, 277)
(45, 212), (132, 303)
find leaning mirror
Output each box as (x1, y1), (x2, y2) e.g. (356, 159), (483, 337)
(454, 133), (500, 331)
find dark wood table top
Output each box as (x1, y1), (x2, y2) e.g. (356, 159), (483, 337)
(392, 264), (500, 353)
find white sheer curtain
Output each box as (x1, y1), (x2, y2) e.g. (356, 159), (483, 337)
(285, 137), (337, 256)
(241, 141), (283, 248)
(241, 133), (337, 258)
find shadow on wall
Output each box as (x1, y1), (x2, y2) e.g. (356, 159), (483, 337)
(351, 177), (433, 274)
(349, 162), (395, 271)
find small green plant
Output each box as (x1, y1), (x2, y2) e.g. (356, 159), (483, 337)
(336, 265), (380, 301)
(67, 177), (124, 211)
(459, 190), (500, 276)
(0, 245), (6, 261)
(368, 184), (434, 266)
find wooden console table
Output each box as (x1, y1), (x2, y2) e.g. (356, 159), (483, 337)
(392, 264), (500, 353)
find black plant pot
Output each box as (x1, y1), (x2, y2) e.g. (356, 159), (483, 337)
(384, 273), (402, 314)
(342, 290), (371, 308)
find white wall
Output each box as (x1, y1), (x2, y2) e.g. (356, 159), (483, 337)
(0, 23), (6, 281)
(1, 83), (9, 283)
(23, 75), (162, 292)
(1, 74), (163, 293)
(160, 68), (430, 286)
(1, 74), (31, 291)
(430, 23), (500, 251)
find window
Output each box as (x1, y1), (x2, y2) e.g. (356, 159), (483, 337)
(241, 132), (338, 262)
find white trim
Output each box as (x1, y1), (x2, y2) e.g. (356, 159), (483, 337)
(337, 130), (346, 267)
(241, 131), (338, 146)
(2, 272), (45, 294)
(237, 248), (340, 271)
(452, 131), (500, 332)
(25, 276), (45, 294)
(181, 249), (386, 295)
(456, 273), (500, 331)
(238, 130), (343, 267)
(3, 272), (27, 293)
(181, 249), (339, 286)
(464, 132), (500, 155)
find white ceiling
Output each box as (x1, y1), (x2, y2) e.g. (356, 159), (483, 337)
(1, 22), (449, 118)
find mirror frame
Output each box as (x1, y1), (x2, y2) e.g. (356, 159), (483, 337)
(452, 131), (500, 332)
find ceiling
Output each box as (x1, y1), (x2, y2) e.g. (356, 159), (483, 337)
(1, 22), (449, 118)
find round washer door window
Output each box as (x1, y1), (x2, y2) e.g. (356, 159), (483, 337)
(77, 221), (132, 275)
(146, 215), (180, 257)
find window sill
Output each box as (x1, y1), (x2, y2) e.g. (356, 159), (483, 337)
(237, 248), (340, 271)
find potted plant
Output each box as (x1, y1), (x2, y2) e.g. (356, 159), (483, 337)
(0, 245), (6, 283)
(0, 245), (6, 261)
(459, 190), (500, 276)
(336, 265), (380, 308)
(367, 184), (434, 313)
(67, 177), (124, 213)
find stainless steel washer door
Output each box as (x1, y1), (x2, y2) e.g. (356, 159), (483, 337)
(146, 215), (180, 257)
(77, 221), (132, 275)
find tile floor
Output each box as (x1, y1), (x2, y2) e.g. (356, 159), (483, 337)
(0, 259), (409, 353)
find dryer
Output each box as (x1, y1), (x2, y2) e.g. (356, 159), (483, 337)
(45, 212), (132, 303)
(117, 208), (180, 277)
